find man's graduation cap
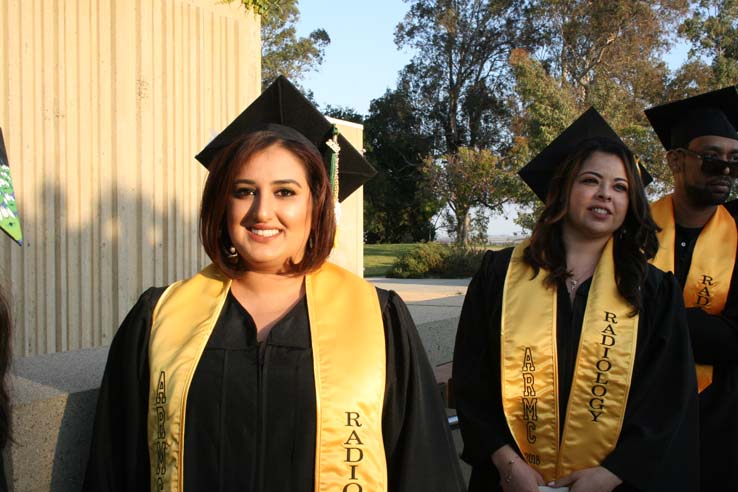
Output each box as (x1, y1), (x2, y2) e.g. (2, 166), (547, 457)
(0, 128), (22, 246)
(196, 76), (376, 202)
(519, 107), (652, 202)
(645, 86), (738, 151)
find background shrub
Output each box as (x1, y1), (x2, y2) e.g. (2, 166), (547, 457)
(387, 243), (487, 278)
(440, 246), (486, 278)
(387, 242), (449, 278)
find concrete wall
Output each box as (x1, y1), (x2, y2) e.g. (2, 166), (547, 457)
(0, 0), (261, 357)
(0, 2), (374, 487)
(327, 117), (365, 277)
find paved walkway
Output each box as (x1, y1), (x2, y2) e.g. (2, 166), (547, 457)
(368, 277), (470, 301)
(368, 276), (471, 325)
(367, 276), (470, 368)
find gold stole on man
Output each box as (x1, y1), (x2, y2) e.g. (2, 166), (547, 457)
(146, 263), (388, 492)
(501, 239), (638, 482)
(651, 195), (737, 392)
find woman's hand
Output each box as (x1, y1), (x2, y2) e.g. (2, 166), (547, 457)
(549, 466), (622, 492)
(491, 445), (544, 492)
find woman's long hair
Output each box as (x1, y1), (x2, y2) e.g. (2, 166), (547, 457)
(0, 289), (11, 448)
(523, 138), (659, 313)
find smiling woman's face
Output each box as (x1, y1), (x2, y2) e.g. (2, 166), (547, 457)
(564, 150), (629, 241)
(226, 143), (313, 273)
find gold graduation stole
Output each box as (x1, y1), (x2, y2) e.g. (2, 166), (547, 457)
(501, 239), (639, 482)
(147, 263), (387, 492)
(651, 195), (737, 392)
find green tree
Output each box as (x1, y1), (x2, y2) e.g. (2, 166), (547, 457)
(322, 105), (365, 124)
(508, 0), (690, 229)
(679, 0), (738, 87)
(422, 147), (517, 244)
(363, 87), (442, 243)
(395, 0), (540, 154)
(529, 0), (686, 108)
(224, 0), (330, 88)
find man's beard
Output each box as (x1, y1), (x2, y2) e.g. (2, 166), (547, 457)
(684, 181), (732, 207)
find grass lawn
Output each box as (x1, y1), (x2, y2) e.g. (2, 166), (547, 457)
(363, 243), (416, 277)
(363, 242), (520, 277)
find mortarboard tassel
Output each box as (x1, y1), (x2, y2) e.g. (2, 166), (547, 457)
(324, 124), (341, 247)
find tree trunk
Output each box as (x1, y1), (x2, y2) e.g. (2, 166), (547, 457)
(455, 208), (471, 245)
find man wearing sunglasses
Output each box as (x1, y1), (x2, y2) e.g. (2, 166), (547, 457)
(646, 86), (738, 490)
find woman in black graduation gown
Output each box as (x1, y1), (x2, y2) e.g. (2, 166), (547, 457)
(453, 109), (698, 492)
(83, 77), (464, 492)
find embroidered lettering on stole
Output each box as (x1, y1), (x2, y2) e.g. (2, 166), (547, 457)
(147, 263), (388, 491)
(305, 263), (387, 492)
(501, 239), (638, 481)
(651, 195), (737, 392)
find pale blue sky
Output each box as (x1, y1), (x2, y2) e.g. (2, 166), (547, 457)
(296, 1), (413, 115)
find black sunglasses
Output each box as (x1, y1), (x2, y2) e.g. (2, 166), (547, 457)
(679, 148), (738, 178)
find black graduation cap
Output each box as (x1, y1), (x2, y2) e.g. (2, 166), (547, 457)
(644, 86), (738, 151)
(195, 75), (375, 202)
(519, 107), (652, 202)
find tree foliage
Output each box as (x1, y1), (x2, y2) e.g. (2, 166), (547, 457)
(260, 1), (330, 88)
(509, 0), (690, 223)
(222, 0), (273, 15)
(679, 0), (738, 87)
(422, 147), (517, 244)
(228, 0), (738, 241)
(362, 87), (442, 243)
(529, 0), (687, 106)
(224, 0), (331, 89)
(322, 105), (365, 124)
(395, 0), (540, 153)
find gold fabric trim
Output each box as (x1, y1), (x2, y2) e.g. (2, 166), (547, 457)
(306, 262), (388, 492)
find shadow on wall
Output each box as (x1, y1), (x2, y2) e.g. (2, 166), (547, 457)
(5, 175), (208, 490)
(2, 178), (207, 358)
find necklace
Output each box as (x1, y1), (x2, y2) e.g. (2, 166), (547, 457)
(566, 270), (594, 295)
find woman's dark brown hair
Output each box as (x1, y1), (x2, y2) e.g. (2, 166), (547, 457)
(523, 137), (659, 313)
(200, 130), (336, 277)
(0, 289), (12, 448)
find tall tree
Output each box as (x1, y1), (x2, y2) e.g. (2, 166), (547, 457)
(225, 0), (331, 88)
(530, 1), (687, 109)
(509, 0), (689, 212)
(363, 87), (441, 243)
(679, 0), (738, 87)
(391, 0), (540, 243)
(395, 0), (540, 154)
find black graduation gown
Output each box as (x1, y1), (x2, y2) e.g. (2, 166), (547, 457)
(83, 287), (465, 492)
(453, 248), (699, 492)
(0, 452), (6, 492)
(673, 223), (738, 490)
